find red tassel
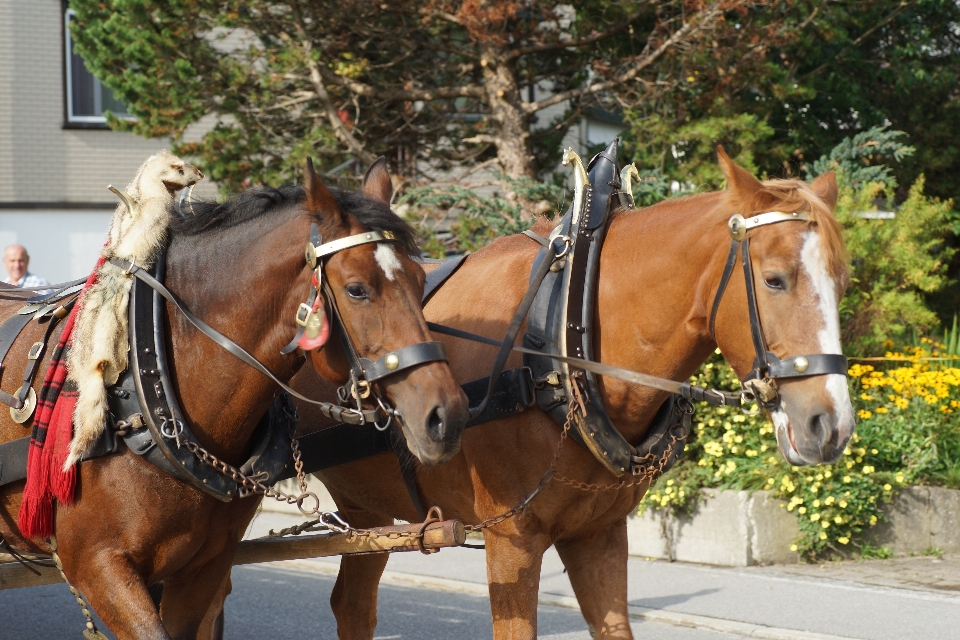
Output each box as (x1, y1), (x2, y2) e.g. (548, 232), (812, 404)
(18, 495), (53, 540)
(52, 461), (77, 505)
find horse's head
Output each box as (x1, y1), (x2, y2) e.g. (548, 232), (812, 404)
(301, 159), (468, 465)
(710, 148), (855, 465)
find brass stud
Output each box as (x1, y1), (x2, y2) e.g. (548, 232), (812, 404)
(793, 356), (809, 373)
(728, 214), (747, 241)
(385, 353), (400, 371)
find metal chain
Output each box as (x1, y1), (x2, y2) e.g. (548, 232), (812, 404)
(464, 402), (683, 531)
(464, 401), (578, 533)
(553, 431), (682, 491)
(177, 431), (426, 542)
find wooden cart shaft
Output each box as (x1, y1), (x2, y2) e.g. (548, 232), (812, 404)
(0, 518), (465, 591)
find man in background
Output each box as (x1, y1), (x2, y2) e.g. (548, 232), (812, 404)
(3, 244), (50, 288)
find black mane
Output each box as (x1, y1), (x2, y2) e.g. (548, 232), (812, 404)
(169, 185), (420, 255)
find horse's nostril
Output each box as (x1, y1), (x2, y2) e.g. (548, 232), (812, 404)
(427, 406), (445, 442)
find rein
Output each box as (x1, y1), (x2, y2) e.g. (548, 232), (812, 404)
(428, 213), (850, 415)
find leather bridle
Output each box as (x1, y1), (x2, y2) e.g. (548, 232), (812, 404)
(285, 222), (448, 429)
(109, 222), (447, 428)
(708, 211), (848, 411)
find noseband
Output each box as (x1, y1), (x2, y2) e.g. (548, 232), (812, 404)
(283, 223), (448, 430)
(708, 211), (848, 411)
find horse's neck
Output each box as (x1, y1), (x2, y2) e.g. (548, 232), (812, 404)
(589, 195), (729, 440)
(162, 211), (306, 461)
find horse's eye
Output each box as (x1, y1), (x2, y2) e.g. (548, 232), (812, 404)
(764, 277), (784, 290)
(178, 168), (185, 176)
(346, 283), (368, 300)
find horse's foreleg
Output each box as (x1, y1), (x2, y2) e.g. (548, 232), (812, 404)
(62, 548), (170, 640)
(195, 572), (230, 640)
(554, 519), (632, 639)
(330, 510), (393, 640)
(484, 527), (550, 639)
(158, 550), (237, 640)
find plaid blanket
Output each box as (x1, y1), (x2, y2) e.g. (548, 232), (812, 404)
(18, 257), (104, 540)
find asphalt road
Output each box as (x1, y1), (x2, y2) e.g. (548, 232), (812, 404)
(0, 563), (740, 639)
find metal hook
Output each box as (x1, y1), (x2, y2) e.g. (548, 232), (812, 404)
(618, 163), (640, 209)
(107, 185), (138, 215)
(177, 184), (197, 217)
(562, 148), (588, 225)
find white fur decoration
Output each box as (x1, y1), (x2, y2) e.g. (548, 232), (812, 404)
(65, 150), (203, 468)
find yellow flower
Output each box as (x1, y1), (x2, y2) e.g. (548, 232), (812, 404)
(883, 484), (892, 491)
(821, 521), (831, 528)
(810, 513), (821, 521)
(839, 500), (848, 508)
(798, 506), (807, 514)
(790, 543), (798, 551)
(838, 536), (850, 545)
(819, 532), (828, 540)
(876, 407), (888, 414)
(834, 516), (843, 524)
(870, 515), (878, 525)
(858, 409), (873, 420)
(862, 465), (875, 474)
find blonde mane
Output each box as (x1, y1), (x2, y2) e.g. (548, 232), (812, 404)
(743, 177), (848, 283)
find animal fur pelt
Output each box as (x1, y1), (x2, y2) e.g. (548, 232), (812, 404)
(65, 150), (204, 467)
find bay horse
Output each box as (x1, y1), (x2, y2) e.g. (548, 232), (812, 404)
(297, 150), (855, 638)
(0, 159), (468, 639)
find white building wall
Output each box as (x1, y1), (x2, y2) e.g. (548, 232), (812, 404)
(0, 1), (218, 284)
(0, 210), (112, 283)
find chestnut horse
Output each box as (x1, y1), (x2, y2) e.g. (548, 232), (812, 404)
(297, 150), (855, 639)
(0, 160), (467, 639)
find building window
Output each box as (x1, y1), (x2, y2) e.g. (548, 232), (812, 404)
(64, 9), (131, 124)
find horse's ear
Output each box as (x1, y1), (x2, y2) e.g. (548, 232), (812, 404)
(811, 171), (839, 211)
(362, 157), (393, 205)
(718, 146), (764, 205)
(304, 158), (343, 224)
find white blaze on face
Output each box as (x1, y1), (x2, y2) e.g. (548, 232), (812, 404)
(375, 243), (401, 281)
(800, 231), (855, 425)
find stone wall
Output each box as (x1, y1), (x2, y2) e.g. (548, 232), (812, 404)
(628, 487), (960, 566)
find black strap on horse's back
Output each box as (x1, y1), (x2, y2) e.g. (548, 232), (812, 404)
(422, 255), (467, 306)
(0, 436), (29, 486)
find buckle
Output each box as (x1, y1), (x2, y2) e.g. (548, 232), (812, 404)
(295, 302), (312, 327)
(27, 342), (44, 360)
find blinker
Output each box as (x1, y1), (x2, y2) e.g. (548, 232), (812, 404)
(728, 214), (747, 241)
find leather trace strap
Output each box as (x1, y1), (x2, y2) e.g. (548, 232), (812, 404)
(708, 211), (848, 405)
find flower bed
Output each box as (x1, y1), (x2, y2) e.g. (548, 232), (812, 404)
(639, 343), (960, 559)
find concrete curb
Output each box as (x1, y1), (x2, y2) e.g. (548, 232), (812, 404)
(259, 559), (862, 640)
(628, 487), (960, 566)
